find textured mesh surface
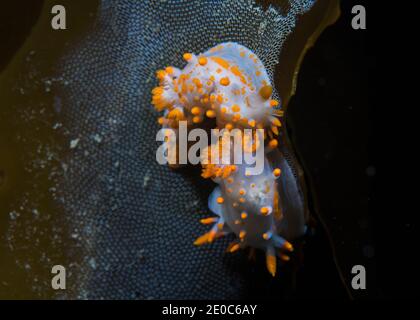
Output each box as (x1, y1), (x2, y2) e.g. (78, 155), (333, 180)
(54, 0), (315, 299)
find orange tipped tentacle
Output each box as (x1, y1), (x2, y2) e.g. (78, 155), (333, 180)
(200, 217), (218, 225)
(282, 241), (294, 252)
(194, 232), (210, 246)
(266, 248), (277, 277)
(226, 241), (241, 253)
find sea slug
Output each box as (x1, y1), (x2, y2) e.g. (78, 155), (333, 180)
(152, 42), (304, 276)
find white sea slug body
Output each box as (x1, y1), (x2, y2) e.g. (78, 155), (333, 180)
(152, 42), (302, 276)
(197, 140), (292, 276)
(152, 42), (282, 134)
(209, 158), (291, 234)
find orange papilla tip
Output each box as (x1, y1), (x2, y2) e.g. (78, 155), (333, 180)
(220, 77), (230, 86)
(279, 254), (290, 261)
(188, 84), (195, 92)
(232, 104), (241, 112)
(225, 123), (233, 130)
(271, 126), (279, 135)
(152, 86), (164, 94)
(273, 168), (281, 177)
(217, 197), (224, 204)
(191, 106), (201, 115)
(232, 114), (241, 122)
(270, 99), (279, 107)
(262, 232), (271, 240)
(239, 230), (246, 239)
(207, 229), (217, 243)
(239, 189), (246, 196)
(269, 139), (278, 148)
(274, 109), (284, 117)
(214, 168), (223, 177)
(201, 171), (212, 179)
(192, 116), (202, 124)
(271, 117), (281, 127)
(168, 108), (183, 120)
(266, 254), (277, 277)
(165, 66), (174, 74)
(239, 197), (246, 203)
(217, 222), (224, 230)
(192, 78), (202, 87)
(241, 212), (247, 219)
(198, 56), (208, 66)
(227, 177), (234, 184)
(194, 233), (209, 246)
(206, 110), (216, 118)
(222, 168), (232, 179)
(183, 53), (193, 61)
(248, 119), (256, 127)
(283, 241), (294, 252)
(259, 85), (273, 100)
(228, 243), (241, 253)
(156, 70), (166, 80)
(200, 217), (218, 225)
(157, 117), (165, 125)
(260, 207), (270, 215)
